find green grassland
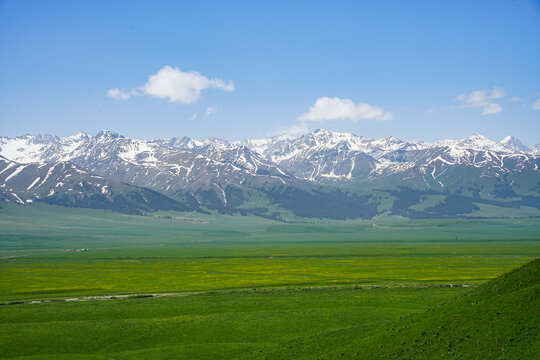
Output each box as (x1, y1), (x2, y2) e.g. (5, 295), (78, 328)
(1, 286), (469, 359)
(1, 242), (536, 301)
(244, 259), (540, 360)
(0, 203), (539, 359)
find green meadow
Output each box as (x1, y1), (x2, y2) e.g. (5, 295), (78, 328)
(1, 203), (539, 358)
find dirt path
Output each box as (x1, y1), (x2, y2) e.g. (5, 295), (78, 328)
(372, 223), (416, 230)
(1, 283), (473, 306)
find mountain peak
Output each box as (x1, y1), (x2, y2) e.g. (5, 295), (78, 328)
(313, 128), (331, 135)
(456, 133), (502, 151)
(466, 133), (489, 140)
(95, 130), (123, 139)
(500, 135), (529, 152)
(202, 137), (231, 149)
(382, 136), (402, 144)
(66, 132), (89, 141)
(13, 133), (59, 143)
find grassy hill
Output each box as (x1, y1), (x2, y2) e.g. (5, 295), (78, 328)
(244, 259), (540, 359)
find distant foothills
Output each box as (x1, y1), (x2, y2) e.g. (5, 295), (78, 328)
(1, 129), (539, 220)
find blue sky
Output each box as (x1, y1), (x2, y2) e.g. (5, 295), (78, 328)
(1, 0), (539, 143)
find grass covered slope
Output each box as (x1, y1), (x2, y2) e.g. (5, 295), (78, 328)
(0, 286), (465, 359)
(246, 259), (540, 359)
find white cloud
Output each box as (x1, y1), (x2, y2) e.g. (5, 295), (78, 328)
(190, 113), (197, 120)
(482, 103), (502, 115)
(108, 66), (234, 104)
(490, 86), (505, 99)
(298, 97), (393, 122)
(107, 88), (131, 100)
(510, 96), (522, 102)
(456, 86), (505, 115)
(532, 98), (540, 110)
(456, 90), (489, 107)
(204, 106), (217, 116)
(279, 122), (308, 137)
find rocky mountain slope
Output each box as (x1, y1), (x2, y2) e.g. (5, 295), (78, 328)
(0, 131), (293, 207)
(1, 129), (539, 219)
(244, 129), (539, 188)
(0, 155), (195, 214)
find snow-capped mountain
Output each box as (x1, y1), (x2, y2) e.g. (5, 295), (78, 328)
(235, 129), (538, 184)
(452, 133), (508, 152)
(433, 134), (532, 153)
(1, 129), (538, 188)
(234, 134), (294, 155)
(1, 129), (539, 218)
(499, 136), (530, 153)
(0, 155), (194, 214)
(0, 131), (293, 209)
(247, 129), (427, 162)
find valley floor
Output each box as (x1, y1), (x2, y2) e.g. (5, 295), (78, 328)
(0, 204), (539, 359)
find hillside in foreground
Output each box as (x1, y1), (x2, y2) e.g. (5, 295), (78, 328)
(244, 259), (540, 359)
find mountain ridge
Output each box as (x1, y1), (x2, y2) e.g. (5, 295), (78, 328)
(0, 155), (197, 214)
(1, 129), (539, 219)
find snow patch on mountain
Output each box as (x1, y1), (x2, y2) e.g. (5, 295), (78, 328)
(500, 135), (530, 153)
(0, 129), (538, 192)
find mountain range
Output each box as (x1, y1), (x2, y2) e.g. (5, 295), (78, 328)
(1, 129), (539, 220)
